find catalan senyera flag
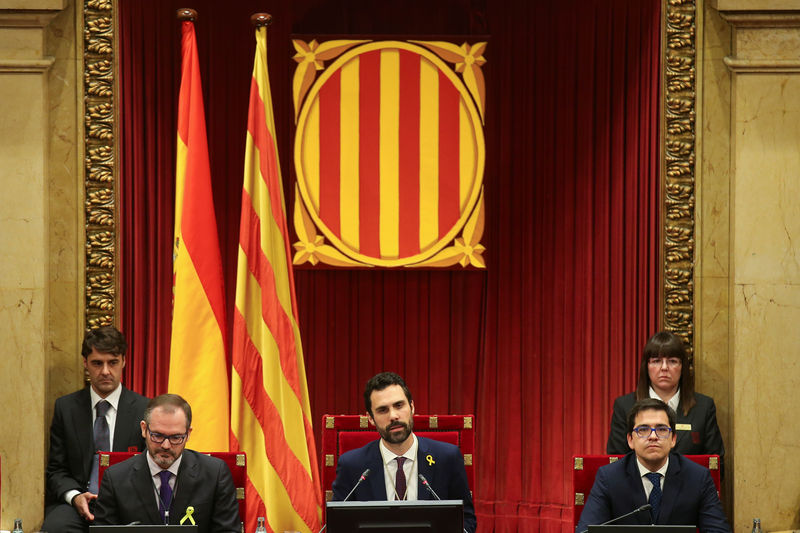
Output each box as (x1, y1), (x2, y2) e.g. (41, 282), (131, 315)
(230, 23), (321, 533)
(169, 19), (229, 451)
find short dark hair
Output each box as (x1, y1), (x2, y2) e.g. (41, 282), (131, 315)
(82, 325), (127, 358)
(626, 398), (677, 434)
(143, 394), (192, 429)
(635, 330), (696, 415)
(364, 372), (413, 416)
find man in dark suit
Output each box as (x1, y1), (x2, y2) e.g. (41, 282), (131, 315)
(576, 398), (730, 533)
(43, 326), (149, 533)
(94, 393), (240, 533)
(332, 372), (476, 533)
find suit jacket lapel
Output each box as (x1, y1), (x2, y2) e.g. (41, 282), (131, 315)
(623, 455), (650, 524)
(658, 454), (682, 524)
(172, 451), (200, 524)
(363, 442), (387, 500)
(73, 388), (94, 479)
(131, 453), (163, 524)
(113, 387), (139, 451)
(417, 437), (434, 501)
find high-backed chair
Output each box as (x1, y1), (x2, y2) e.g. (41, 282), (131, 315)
(321, 414), (475, 503)
(572, 454), (721, 529)
(98, 451), (247, 530)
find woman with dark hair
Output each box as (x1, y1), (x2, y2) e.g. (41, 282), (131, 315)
(606, 331), (725, 463)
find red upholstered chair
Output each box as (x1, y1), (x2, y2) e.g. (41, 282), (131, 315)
(98, 451), (247, 529)
(571, 454), (721, 529)
(321, 414), (475, 503)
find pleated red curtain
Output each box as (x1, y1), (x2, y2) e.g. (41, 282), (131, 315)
(117, 0), (660, 530)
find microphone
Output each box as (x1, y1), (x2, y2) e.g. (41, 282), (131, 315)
(418, 474), (441, 500)
(317, 470), (372, 533)
(579, 504), (652, 533)
(343, 469), (371, 502)
(419, 474), (468, 533)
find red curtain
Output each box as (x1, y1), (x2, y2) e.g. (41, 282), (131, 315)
(117, 0), (660, 530)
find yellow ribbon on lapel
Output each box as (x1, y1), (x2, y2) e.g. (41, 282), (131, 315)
(180, 506), (196, 525)
(426, 454), (435, 466)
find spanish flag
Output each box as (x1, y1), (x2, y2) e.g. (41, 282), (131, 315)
(169, 17), (230, 451)
(230, 20), (322, 533)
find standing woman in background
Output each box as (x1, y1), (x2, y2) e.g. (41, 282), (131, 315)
(606, 331), (725, 467)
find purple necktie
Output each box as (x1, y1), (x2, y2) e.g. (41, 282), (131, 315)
(158, 470), (173, 524)
(395, 457), (407, 500)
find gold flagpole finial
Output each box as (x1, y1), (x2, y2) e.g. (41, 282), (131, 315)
(176, 8), (197, 21)
(250, 13), (273, 27)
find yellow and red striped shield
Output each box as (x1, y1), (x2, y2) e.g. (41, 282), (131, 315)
(292, 40), (487, 268)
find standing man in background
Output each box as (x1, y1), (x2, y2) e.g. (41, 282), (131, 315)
(43, 326), (149, 533)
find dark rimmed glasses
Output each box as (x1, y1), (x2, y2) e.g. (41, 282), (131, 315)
(147, 425), (188, 445)
(632, 425), (673, 439)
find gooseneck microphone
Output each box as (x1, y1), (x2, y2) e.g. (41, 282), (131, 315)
(318, 469), (372, 533)
(419, 474), (469, 533)
(418, 474), (441, 500)
(579, 504), (652, 533)
(343, 468), (371, 502)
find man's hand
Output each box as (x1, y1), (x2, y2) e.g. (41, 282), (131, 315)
(72, 491), (98, 521)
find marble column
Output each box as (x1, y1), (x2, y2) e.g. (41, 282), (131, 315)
(0, 0), (76, 529)
(710, 0), (800, 530)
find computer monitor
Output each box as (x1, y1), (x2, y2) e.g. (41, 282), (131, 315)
(588, 526), (696, 533)
(326, 499), (464, 532)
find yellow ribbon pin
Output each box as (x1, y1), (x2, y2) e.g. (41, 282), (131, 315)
(180, 506), (196, 525)
(426, 454), (435, 466)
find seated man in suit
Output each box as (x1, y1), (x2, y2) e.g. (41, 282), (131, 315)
(94, 394), (240, 533)
(43, 326), (149, 533)
(332, 372), (476, 533)
(576, 398), (730, 533)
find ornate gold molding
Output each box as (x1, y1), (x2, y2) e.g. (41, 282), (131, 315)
(663, 0), (697, 362)
(82, 1), (698, 347)
(83, 0), (115, 329)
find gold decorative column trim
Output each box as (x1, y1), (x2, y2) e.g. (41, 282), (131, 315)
(662, 0), (697, 361)
(83, 0), (115, 329)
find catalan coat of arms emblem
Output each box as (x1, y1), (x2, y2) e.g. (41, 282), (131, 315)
(292, 39), (487, 268)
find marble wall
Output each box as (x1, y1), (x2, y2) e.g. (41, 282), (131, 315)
(707, 0), (800, 531)
(0, 0), (82, 528)
(697, 0), (734, 517)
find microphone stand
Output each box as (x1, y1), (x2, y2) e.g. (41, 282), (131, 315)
(418, 475), (468, 533)
(318, 469), (371, 533)
(578, 504), (652, 533)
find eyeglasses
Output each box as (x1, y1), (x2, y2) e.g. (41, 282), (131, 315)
(147, 425), (188, 445)
(647, 357), (681, 368)
(632, 425), (673, 439)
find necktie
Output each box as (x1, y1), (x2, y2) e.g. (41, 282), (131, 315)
(395, 456), (407, 500)
(88, 400), (111, 493)
(645, 472), (662, 522)
(159, 470), (173, 524)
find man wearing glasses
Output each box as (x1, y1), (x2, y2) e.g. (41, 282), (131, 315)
(576, 398), (730, 533)
(94, 394), (240, 533)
